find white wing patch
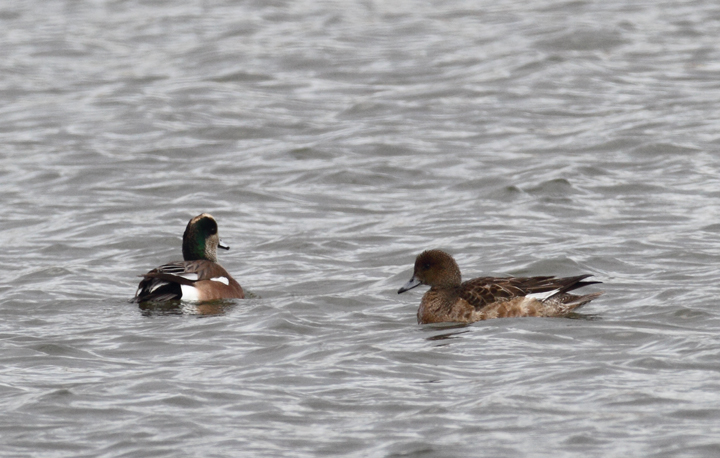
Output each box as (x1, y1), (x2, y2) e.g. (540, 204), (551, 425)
(177, 272), (199, 281)
(180, 284), (201, 301)
(526, 289), (560, 301)
(210, 276), (229, 285)
(149, 280), (169, 293)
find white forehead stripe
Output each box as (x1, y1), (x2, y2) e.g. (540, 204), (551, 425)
(210, 276), (229, 285)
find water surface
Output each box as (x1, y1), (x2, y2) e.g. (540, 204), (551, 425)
(3, 1), (720, 457)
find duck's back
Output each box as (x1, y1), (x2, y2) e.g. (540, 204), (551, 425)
(418, 275), (602, 324)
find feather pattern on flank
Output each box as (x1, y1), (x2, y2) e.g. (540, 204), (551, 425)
(398, 250), (602, 324)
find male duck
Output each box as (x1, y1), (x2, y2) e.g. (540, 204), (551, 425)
(134, 213), (244, 302)
(398, 250), (602, 324)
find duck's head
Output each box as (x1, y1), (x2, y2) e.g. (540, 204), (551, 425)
(182, 213), (229, 262)
(398, 249), (462, 293)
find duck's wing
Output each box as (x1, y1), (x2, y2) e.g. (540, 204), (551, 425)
(459, 275), (601, 310)
(134, 260), (220, 302)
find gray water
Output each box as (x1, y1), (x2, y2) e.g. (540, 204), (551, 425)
(3, 0), (720, 456)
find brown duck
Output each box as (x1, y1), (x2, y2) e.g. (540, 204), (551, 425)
(398, 250), (602, 324)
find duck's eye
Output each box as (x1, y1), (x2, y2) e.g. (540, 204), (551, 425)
(423, 263), (431, 270)
(203, 220), (218, 235)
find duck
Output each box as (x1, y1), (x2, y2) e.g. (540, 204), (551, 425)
(398, 249), (601, 324)
(134, 213), (244, 302)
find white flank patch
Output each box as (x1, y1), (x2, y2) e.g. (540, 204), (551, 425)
(180, 284), (201, 301)
(526, 288), (560, 301)
(210, 276), (229, 285)
(178, 273), (199, 281)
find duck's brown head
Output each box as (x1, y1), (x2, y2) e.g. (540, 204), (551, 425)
(398, 249), (462, 293)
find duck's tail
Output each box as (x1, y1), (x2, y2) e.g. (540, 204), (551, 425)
(525, 274), (603, 314)
(555, 291), (603, 313)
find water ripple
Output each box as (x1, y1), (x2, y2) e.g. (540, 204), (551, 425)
(3, 0), (720, 456)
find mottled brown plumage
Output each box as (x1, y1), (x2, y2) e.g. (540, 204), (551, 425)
(398, 250), (602, 324)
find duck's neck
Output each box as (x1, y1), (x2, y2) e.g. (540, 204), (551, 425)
(183, 239), (215, 262)
(418, 287), (461, 322)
